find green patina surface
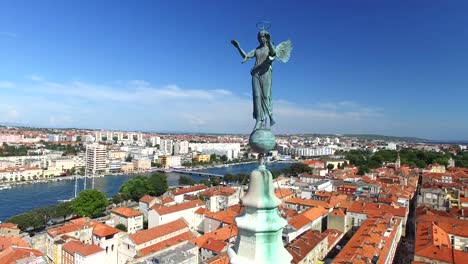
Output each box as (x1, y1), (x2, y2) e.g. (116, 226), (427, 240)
(249, 129), (276, 154)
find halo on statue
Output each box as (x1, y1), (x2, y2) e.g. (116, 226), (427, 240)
(256, 20), (271, 31)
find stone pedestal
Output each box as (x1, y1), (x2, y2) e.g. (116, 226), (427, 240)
(228, 158), (292, 264)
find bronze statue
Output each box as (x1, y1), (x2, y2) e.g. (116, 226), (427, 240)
(231, 24), (291, 131)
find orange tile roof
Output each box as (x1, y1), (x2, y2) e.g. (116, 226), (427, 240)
(204, 210), (238, 225)
(453, 249), (468, 264)
(0, 247), (43, 263)
(47, 223), (91, 238)
(201, 237), (227, 253)
(0, 223), (18, 229)
(111, 207), (143, 218)
(172, 184), (208, 195)
(285, 197), (332, 209)
(0, 236), (29, 250)
(414, 222), (453, 263)
(286, 229), (327, 264)
(139, 195), (155, 204)
(130, 218), (188, 245)
(151, 199), (204, 215)
(333, 215), (401, 264)
(323, 229), (343, 250)
(288, 206), (328, 229)
(138, 232), (195, 256)
(275, 188), (294, 199)
(92, 222), (121, 237)
(191, 224), (238, 248)
(62, 240), (104, 256)
(348, 201), (407, 217)
(329, 208), (346, 217)
(205, 252), (229, 264)
(199, 186), (237, 197)
(417, 214), (468, 237)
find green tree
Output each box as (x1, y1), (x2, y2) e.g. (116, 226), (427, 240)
(53, 201), (74, 222)
(112, 193), (124, 206)
(115, 223), (127, 232)
(125, 155), (133, 162)
(199, 179), (212, 187)
(179, 175), (196, 186)
(357, 165), (369, 175)
(220, 155), (228, 162)
(71, 189), (108, 218)
(150, 172), (168, 196)
(120, 176), (156, 201)
(210, 177), (221, 186)
(327, 163), (335, 171)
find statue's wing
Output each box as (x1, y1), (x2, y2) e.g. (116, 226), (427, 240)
(275, 40), (292, 63)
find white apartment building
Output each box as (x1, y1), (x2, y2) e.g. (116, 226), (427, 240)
(85, 144), (107, 176)
(279, 146), (335, 157)
(48, 134), (60, 142)
(174, 140), (189, 155)
(188, 143), (241, 160)
(159, 139), (173, 155)
(148, 200), (205, 229)
(110, 207), (143, 234)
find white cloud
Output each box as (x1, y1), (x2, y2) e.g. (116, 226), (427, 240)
(0, 81), (14, 88)
(0, 76), (385, 133)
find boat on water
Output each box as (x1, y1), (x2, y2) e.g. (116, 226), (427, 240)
(0, 185), (12, 190)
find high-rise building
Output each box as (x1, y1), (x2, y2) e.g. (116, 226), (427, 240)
(160, 139), (173, 155)
(137, 133), (143, 141)
(174, 141), (189, 155)
(85, 144), (107, 176)
(95, 131), (102, 142)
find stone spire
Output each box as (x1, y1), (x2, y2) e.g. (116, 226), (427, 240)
(227, 129), (292, 264)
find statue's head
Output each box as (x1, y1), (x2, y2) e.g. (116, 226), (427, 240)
(257, 30), (270, 45)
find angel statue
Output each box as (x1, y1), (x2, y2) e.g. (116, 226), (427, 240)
(231, 25), (292, 131)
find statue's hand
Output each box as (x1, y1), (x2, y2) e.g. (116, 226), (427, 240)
(231, 40), (240, 48)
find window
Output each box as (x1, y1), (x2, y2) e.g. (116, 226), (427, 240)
(112, 245), (114, 251)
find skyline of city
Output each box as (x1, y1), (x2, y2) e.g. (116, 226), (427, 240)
(1, 1), (467, 140)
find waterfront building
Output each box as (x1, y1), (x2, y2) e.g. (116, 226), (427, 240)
(332, 214), (402, 264)
(120, 162), (134, 173)
(132, 158), (151, 171)
(110, 207), (143, 234)
(279, 146), (335, 157)
(148, 200), (205, 229)
(0, 167), (43, 182)
(85, 144), (106, 176)
(194, 154), (210, 163)
(159, 155), (181, 169)
(188, 143), (240, 160)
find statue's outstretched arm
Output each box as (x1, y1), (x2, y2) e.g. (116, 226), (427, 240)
(231, 40), (254, 63)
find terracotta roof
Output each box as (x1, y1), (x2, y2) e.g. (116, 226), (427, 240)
(323, 229), (343, 250)
(111, 207), (143, 218)
(0, 237), (29, 250)
(204, 210), (238, 225)
(139, 195), (155, 204)
(199, 186), (237, 197)
(92, 222), (121, 237)
(205, 252), (229, 264)
(0, 247), (43, 263)
(414, 222), (453, 263)
(330, 208), (346, 217)
(138, 232), (195, 256)
(151, 199), (204, 215)
(288, 206), (328, 230)
(0, 223), (18, 229)
(286, 229), (327, 264)
(172, 184), (208, 196)
(275, 188), (294, 199)
(416, 214), (468, 238)
(130, 218), (188, 245)
(333, 215), (401, 264)
(191, 224), (238, 248)
(347, 201), (407, 217)
(285, 197), (332, 209)
(201, 237), (227, 253)
(62, 240), (104, 257)
(47, 223), (92, 238)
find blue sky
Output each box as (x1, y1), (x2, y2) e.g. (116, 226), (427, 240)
(0, 1), (467, 140)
